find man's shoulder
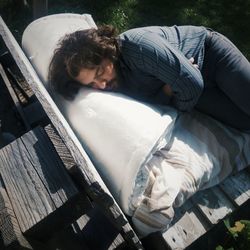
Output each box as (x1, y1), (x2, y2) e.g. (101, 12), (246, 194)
(119, 27), (146, 41)
(118, 26), (168, 48)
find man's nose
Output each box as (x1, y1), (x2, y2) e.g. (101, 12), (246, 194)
(95, 79), (107, 89)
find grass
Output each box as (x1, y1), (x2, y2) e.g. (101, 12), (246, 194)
(1, 0), (250, 59)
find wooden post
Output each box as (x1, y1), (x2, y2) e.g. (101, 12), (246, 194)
(33, 0), (48, 20)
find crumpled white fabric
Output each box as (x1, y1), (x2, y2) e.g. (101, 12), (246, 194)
(131, 111), (250, 236)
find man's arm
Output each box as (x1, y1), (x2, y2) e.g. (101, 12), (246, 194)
(162, 57), (199, 98)
(130, 32), (204, 111)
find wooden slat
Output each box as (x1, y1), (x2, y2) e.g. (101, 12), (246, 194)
(0, 139), (54, 233)
(0, 127), (90, 239)
(44, 124), (76, 170)
(220, 169), (250, 206)
(0, 175), (32, 249)
(6, 65), (34, 100)
(192, 186), (235, 224)
(163, 200), (210, 249)
(20, 127), (79, 207)
(0, 17), (143, 249)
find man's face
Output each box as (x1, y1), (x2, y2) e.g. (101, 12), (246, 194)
(74, 59), (118, 91)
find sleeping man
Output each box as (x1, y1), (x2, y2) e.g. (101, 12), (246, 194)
(48, 24), (250, 132)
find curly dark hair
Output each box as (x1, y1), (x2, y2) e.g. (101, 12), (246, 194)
(48, 25), (119, 100)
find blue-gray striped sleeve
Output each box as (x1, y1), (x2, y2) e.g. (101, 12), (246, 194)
(121, 31), (204, 111)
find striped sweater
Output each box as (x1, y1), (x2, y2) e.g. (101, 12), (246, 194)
(117, 25), (208, 111)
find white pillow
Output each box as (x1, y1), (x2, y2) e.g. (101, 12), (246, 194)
(66, 88), (177, 214)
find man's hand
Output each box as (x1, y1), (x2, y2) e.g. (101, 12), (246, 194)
(189, 57), (199, 69)
(162, 84), (173, 97)
(162, 57), (198, 99)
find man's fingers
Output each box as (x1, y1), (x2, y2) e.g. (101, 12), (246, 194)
(189, 57), (194, 63)
(189, 57), (199, 69)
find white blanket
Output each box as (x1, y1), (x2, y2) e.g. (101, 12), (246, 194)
(131, 111), (250, 236)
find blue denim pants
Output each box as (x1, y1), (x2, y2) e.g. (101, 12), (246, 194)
(196, 30), (250, 131)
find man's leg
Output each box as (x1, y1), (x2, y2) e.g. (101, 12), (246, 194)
(198, 31), (250, 130)
(196, 87), (250, 130)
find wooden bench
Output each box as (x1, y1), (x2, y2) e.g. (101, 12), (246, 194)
(0, 15), (249, 250)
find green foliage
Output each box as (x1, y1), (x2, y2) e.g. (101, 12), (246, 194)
(1, 0), (250, 58)
(49, 0), (250, 59)
(0, 0), (32, 42)
(216, 219), (250, 250)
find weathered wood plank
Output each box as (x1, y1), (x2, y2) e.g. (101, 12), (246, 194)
(0, 175), (32, 249)
(0, 138), (54, 233)
(0, 127), (91, 240)
(163, 200), (210, 250)
(44, 124), (76, 170)
(6, 65), (34, 100)
(220, 169), (250, 206)
(0, 16), (143, 249)
(21, 126), (79, 207)
(192, 186), (235, 224)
